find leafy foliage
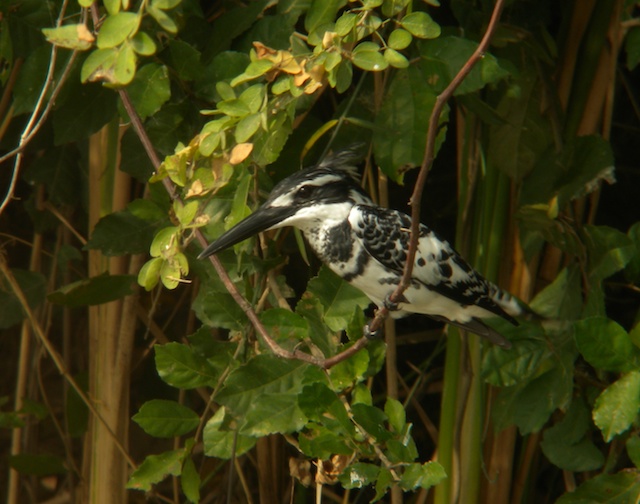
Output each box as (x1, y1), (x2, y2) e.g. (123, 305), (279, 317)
(3, 0), (640, 503)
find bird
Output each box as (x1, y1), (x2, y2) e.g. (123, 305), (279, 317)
(198, 148), (528, 348)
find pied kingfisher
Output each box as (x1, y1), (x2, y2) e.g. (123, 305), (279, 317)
(198, 149), (528, 348)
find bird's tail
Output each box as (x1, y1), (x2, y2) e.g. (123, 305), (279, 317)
(488, 283), (539, 320)
(430, 315), (512, 349)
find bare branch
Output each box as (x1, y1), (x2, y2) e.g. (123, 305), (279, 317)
(0, 0), (79, 215)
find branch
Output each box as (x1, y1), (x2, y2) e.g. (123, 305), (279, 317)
(367, 0), (507, 335)
(0, 258), (137, 469)
(0, 0), (78, 215)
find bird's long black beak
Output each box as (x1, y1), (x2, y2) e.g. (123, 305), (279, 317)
(197, 205), (296, 259)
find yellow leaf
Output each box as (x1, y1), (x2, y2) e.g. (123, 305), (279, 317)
(229, 143), (253, 165)
(185, 179), (203, 198)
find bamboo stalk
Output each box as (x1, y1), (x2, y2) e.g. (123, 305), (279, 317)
(84, 119), (134, 504)
(7, 188), (44, 504)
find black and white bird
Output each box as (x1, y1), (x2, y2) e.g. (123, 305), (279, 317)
(198, 149), (528, 348)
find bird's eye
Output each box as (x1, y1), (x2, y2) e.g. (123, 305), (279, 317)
(296, 185), (313, 198)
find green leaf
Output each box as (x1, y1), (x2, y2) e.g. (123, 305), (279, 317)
(584, 225), (635, 282)
(252, 108), (293, 165)
(306, 266), (371, 332)
(147, 5), (178, 33)
(384, 398), (406, 434)
(96, 12), (140, 49)
(298, 383), (354, 436)
(86, 204), (164, 256)
(155, 342), (221, 389)
(52, 83), (117, 144)
(351, 403), (390, 441)
(113, 43), (137, 85)
(373, 66), (446, 182)
(9, 454), (66, 476)
(327, 347), (370, 390)
(42, 24), (95, 50)
(159, 254), (188, 289)
(374, 467), (395, 501)
(173, 200), (199, 227)
(299, 427), (353, 459)
(133, 400), (200, 438)
(419, 36), (508, 95)
(529, 265), (582, 320)
(400, 11), (440, 39)
(103, 0), (120, 14)
(130, 31), (157, 55)
(239, 84), (265, 114)
(627, 435), (640, 469)
(241, 392), (307, 436)
(217, 355), (322, 417)
(382, 0), (410, 17)
(305, 0), (343, 35)
(384, 48), (409, 69)
(192, 278), (248, 331)
(127, 449), (183, 491)
(352, 42), (388, 72)
(81, 48), (118, 83)
(540, 398), (604, 472)
(48, 274), (135, 307)
(335, 12), (358, 36)
(119, 63), (170, 120)
(593, 370), (640, 442)
(0, 269), (46, 329)
(235, 113), (262, 143)
(181, 456), (200, 504)
(521, 136), (615, 206)
(626, 26), (640, 70)
(203, 407), (257, 459)
(399, 461), (447, 490)
(482, 334), (557, 388)
(218, 98), (251, 117)
(339, 462), (380, 489)
(138, 257), (163, 290)
(150, 226), (180, 257)
(24, 145), (81, 206)
(152, 0), (182, 9)
(260, 308), (309, 341)
(555, 471), (640, 504)
(12, 46), (57, 115)
(493, 363), (574, 435)
(625, 222), (640, 282)
(484, 68), (553, 180)
(575, 317), (640, 372)
(334, 59), (353, 93)
(388, 29), (412, 50)
(230, 59), (274, 86)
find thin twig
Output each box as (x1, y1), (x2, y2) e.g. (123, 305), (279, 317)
(0, 0), (78, 214)
(0, 258), (137, 469)
(367, 0), (507, 334)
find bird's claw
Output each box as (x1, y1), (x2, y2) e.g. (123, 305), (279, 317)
(363, 323), (382, 339)
(383, 294), (404, 312)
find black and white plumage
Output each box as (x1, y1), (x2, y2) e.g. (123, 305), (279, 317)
(198, 149), (527, 348)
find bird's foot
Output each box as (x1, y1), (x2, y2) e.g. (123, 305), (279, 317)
(363, 322), (382, 339)
(383, 294), (405, 312)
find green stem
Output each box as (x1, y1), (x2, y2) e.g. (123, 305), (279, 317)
(562, 0), (616, 140)
(434, 328), (461, 504)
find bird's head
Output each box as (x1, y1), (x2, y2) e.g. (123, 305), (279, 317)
(197, 147), (372, 259)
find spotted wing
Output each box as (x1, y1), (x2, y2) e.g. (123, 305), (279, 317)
(352, 205), (517, 324)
